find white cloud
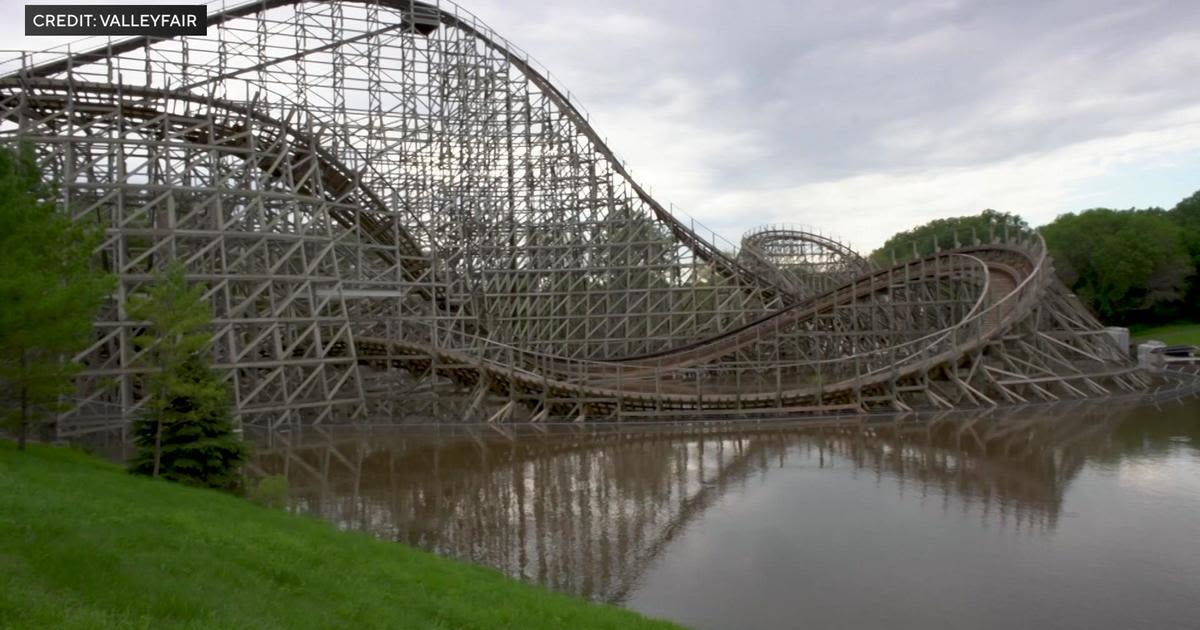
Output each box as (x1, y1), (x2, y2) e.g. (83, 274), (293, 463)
(691, 108), (1200, 252)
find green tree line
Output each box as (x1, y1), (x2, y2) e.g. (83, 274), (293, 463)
(870, 208), (1029, 265)
(870, 189), (1200, 327)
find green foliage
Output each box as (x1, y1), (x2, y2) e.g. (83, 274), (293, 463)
(248, 474), (290, 509)
(1130, 322), (1200, 346)
(868, 189), (1200, 327)
(127, 354), (247, 490)
(1041, 208), (1193, 324)
(1169, 190), (1200, 318)
(870, 209), (1028, 264)
(127, 264), (246, 489)
(1170, 189), (1200, 233)
(0, 442), (680, 629)
(0, 144), (114, 449)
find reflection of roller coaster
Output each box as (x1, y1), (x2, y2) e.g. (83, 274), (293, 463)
(0, 0), (1151, 433)
(252, 427), (780, 602)
(245, 397), (1157, 602)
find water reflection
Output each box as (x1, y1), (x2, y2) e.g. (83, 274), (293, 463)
(247, 393), (1198, 606)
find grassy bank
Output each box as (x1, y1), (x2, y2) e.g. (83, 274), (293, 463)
(1130, 322), (1200, 346)
(0, 442), (680, 629)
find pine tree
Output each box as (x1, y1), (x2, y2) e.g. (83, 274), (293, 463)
(0, 144), (114, 449)
(127, 264), (246, 489)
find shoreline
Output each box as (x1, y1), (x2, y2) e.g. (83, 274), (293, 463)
(0, 441), (681, 629)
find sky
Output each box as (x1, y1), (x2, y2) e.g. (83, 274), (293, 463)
(3, 0), (1199, 251)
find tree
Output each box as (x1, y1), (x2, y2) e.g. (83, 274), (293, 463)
(1168, 190), (1200, 320)
(1170, 189), (1200, 233)
(127, 263), (246, 489)
(870, 209), (1028, 265)
(1041, 208), (1193, 324)
(0, 144), (114, 449)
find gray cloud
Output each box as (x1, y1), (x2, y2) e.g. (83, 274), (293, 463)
(467, 0), (1200, 246)
(486, 0), (1199, 172)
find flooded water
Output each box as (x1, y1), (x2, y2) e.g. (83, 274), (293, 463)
(248, 394), (1200, 629)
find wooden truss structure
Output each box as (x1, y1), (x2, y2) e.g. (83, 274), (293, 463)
(0, 0), (1152, 435)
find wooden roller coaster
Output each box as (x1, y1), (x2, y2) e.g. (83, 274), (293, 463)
(0, 0), (1154, 433)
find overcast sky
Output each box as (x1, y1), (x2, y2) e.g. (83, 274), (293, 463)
(4, 0), (1199, 251)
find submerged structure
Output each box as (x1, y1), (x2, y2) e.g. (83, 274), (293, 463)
(0, 0), (1148, 435)
(248, 400), (1149, 602)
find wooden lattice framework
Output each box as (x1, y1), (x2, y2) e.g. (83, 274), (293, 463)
(0, 0), (1151, 435)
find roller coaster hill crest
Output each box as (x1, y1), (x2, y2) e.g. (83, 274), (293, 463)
(0, 0), (1160, 436)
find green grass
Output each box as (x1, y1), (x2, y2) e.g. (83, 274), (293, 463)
(0, 442), (682, 630)
(1130, 322), (1200, 346)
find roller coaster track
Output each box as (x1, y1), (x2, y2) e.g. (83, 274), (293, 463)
(350, 242), (1057, 415)
(8, 0), (758, 290)
(738, 225), (875, 300)
(5, 80), (425, 264)
(0, 0), (1155, 430)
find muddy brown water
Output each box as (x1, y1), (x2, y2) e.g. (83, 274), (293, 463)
(246, 395), (1200, 629)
